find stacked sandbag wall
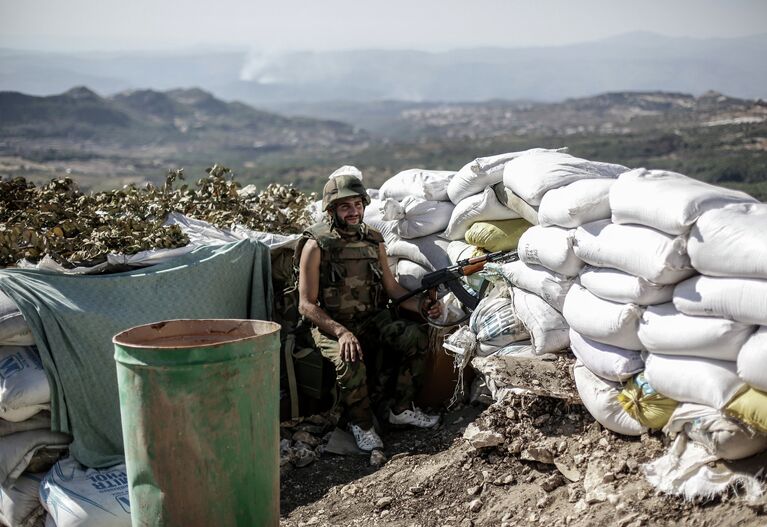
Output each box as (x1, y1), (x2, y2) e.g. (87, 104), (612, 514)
(568, 169), (767, 461)
(0, 291), (71, 527)
(679, 202), (767, 440)
(367, 170), (457, 290)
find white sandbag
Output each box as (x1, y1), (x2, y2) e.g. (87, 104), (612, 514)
(361, 199), (399, 244)
(491, 183), (539, 226)
(386, 234), (451, 272)
(673, 275), (767, 326)
(688, 203), (767, 279)
(644, 353), (746, 410)
(503, 151), (627, 206)
(664, 403), (767, 460)
(0, 291), (35, 347)
(447, 148), (558, 204)
(737, 326), (767, 391)
(510, 287), (570, 355)
(573, 220), (695, 285)
(639, 303), (755, 361)
(538, 178), (614, 228)
(563, 285), (643, 350)
(610, 168), (757, 235)
(0, 429), (71, 489)
(40, 457), (130, 527)
(496, 260), (573, 312)
(379, 169), (455, 202)
(0, 347), (51, 422)
(469, 295), (529, 355)
(381, 196), (454, 239)
(517, 226), (583, 277)
(573, 362), (647, 436)
(366, 188), (379, 200)
(446, 240), (480, 265)
(0, 411), (51, 437)
(569, 330), (644, 382)
(0, 472), (45, 527)
(579, 266), (673, 306)
(442, 187), (521, 241)
(396, 259), (430, 292)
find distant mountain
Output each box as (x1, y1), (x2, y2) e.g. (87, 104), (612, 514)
(0, 86), (367, 150)
(2, 32), (765, 104)
(270, 91), (767, 140)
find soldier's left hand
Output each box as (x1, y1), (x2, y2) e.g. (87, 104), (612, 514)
(424, 300), (442, 320)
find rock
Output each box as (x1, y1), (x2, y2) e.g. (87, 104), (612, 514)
(554, 459), (581, 482)
(540, 474), (566, 492)
(536, 495), (552, 509)
(567, 487), (580, 503)
(370, 450), (387, 467)
(460, 519), (474, 527)
(375, 496), (393, 509)
(292, 430), (320, 447)
(521, 446), (554, 464)
(507, 439), (524, 454)
(292, 446), (317, 468)
(583, 460), (611, 504)
(607, 493), (619, 505)
(533, 414), (550, 427)
(602, 472), (616, 483)
(574, 499), (588, 513)
(598, 437), (610, 449)
(468, 499), (483, 512)
(307, 414), (332, 426)
(467, 486), (482, 496)
(409, 485), (424, 495)
(464, 423), (505, 449)
(296, 423), (326, 435)
(390, 452), (410, 461)
(528, 512), (540, 522)
(626, 459), (639, 472)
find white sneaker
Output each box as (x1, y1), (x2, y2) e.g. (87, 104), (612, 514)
(350, 423), (384, 451)
(388, 405), (440, 429)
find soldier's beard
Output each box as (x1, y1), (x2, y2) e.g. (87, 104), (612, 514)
(331, 210), (365, 237)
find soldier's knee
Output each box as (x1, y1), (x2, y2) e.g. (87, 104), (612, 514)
(399, 325), (428, 355)
(339, 360), (367, 389)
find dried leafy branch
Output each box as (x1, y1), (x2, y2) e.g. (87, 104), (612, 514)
(0, 165), (316, 268)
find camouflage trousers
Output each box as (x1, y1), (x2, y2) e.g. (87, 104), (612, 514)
(311, 309), (428, 429)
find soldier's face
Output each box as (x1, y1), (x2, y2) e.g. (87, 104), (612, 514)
(334, 197), (365, 225)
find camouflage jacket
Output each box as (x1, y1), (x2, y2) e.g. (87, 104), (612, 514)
(295, 221), (387, 325)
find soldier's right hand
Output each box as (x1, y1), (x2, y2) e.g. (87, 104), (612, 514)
(339, 331), (363, 363)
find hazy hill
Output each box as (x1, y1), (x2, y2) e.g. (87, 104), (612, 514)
(1, 32), (766, 104)
(274, 90), (767, 140)
(0, 86), (367, 149)
(1, 87), (764, 198)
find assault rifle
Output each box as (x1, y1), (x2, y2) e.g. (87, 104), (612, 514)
(391, 250), (519, 320)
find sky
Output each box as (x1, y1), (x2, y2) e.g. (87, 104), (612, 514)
(1, 0), (766, 53)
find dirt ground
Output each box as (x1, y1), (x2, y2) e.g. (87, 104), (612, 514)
(279, 392), (767, 527)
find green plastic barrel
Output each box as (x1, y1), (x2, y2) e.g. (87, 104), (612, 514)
(113, 319), (281, 527)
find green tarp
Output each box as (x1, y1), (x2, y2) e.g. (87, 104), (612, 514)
(0, 240), (272, 468)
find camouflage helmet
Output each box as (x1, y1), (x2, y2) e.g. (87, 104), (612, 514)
(322, 167), (370, 211)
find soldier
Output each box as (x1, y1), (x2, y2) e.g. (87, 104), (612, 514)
(297, 166), (441, 452)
